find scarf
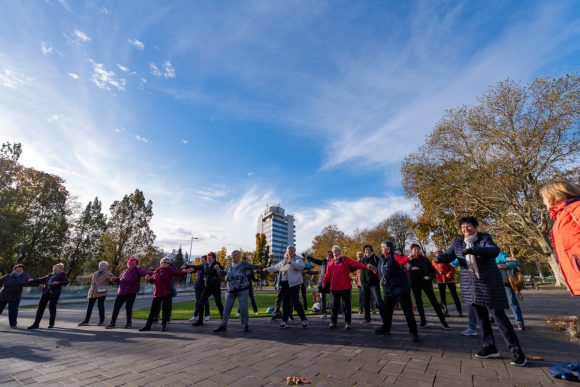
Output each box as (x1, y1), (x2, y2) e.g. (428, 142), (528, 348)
(464, 233), (480, 279)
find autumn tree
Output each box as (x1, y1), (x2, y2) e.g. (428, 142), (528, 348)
(253, 233), (270, 289)
(402, 75), (579, 285)
(311, 225), (350, 259)
(96, 189), (156, 274)
(217, 246), (228, 267)
(384, 212), (414, 253)
(0, 142), (23, 273)
(65, 197), (107, 279)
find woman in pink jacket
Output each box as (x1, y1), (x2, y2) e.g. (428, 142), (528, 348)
(322, 245), (377, 329)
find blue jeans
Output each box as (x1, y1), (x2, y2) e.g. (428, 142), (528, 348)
(0, 299), (20, 327)
(505, 286), (524, 323)
(361, 285), (383, 322)
(468, 304), (477, 330)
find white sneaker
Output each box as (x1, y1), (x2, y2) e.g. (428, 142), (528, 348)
(345, 323), (351, 330)
(462, 327), (478, 336)
(189, 316), (198, 322)
(254, 312), (259, 316)
(320, 314), (328, 319)
(204, 315), (210, 321)
(280, 322), (288, 329)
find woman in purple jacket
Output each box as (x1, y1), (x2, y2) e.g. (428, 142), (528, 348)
(106, 257), (149, 329)
(0, 264), (33, 328)
(27, 263), (69, 329)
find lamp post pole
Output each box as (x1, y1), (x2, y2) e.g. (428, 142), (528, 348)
(186, 237), (200, 287)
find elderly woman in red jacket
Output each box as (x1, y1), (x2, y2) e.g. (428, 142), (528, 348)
(322, 245), (377, 329)
(139, 257), (191, 332)
(540, 180), (580, 296)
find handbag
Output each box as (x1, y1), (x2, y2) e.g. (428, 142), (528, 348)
(97, 286), (108, 293)
(507, 269), (525, 300)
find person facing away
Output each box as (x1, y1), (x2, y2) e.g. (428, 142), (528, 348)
(435, 216), (527, 367)
(0, 264), (34, 329)
(496, 252), (526, 331)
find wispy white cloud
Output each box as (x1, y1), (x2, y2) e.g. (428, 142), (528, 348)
(197, 186), (227, 201)
(115, 127), (149, 143)
(40, 41), (53, 55)
(73, 28), (91, 43)
(247, 172), (255, 177)
(150, 61), (176, 79)
(128, 38), (144, 50)
(67, 72), (79, 80)
(91, 63), (126, 92)
(116, 64), (130, 73)
(99, 6), (110, 15)
(0, 68), (31, 89)
(180, 139), (188, 144)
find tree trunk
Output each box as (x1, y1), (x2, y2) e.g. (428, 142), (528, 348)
(546, 253), (565, 287)
(534, 260), (545, 281)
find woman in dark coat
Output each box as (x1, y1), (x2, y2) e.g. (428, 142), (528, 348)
(407, 243), (449, 329)
(106, 257), (149, 329)
(27, 263), (69, 329)
(435, 216), (526, 366)
(0, 264), (33, 328)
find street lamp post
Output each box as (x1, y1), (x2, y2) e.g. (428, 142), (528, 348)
(186, 236), (200, 287)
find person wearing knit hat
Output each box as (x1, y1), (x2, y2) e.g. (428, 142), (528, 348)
(190, 252), (225, 326)
(106, 257), (150, 329)
(374, 241), (419, 342)
(0, 264), (34, 328)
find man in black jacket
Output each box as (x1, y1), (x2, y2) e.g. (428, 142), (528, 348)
(189, 255), (211, 322)
(190, 252), (224, 326)
(359, 245), (382, 324)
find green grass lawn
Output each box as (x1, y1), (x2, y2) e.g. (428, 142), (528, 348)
(133, 287), (462, 320)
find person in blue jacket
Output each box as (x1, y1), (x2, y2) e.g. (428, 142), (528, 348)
(496, 252), (526, 330)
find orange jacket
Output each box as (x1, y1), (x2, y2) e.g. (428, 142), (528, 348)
(550, 198), (580, 296)
(431, 261), (456, 283)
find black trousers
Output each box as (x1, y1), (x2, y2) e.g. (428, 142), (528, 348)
(248, 287), (258, 313)
(300, 283), (308, 310)
(281, 281), (306, 322)
(193, 287), (210, 317)
(34, 292), (60, 326)
(362, 285), (383, 321)
(382, 291), (418, 334)
(330, 289), (352, 324)
(273, 286), (293, 318)
(472, 304), (522, 353)
(110, 293), (137, 325)
(82, 296), (106, 324)
(411, 281), (447, 325)
(437, 282), (462, 314)
(144, 295), (173, 327)
(195, 286), (223, 319)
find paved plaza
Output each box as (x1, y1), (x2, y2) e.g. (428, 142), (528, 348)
(1, 290), (579, 386)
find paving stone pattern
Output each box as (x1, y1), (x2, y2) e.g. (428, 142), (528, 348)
(1, 290), (579, 386)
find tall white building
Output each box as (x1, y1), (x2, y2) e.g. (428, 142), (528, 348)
(257, 205), (296, 263)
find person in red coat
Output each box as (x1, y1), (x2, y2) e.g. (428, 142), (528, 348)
(139, 257), (191, 332)
(540, 180), (580, 296)
(432, 255), (463, 316)
(322, 245), (377, 329)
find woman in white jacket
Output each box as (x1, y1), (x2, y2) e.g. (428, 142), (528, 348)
(267, 246), (308, 329)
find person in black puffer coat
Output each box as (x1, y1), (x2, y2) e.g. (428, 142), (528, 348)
(0, 264), (34, 328)
(407, 243), (449, 330)
(190, 252), (224, 326)
(436, 216), (526, 367)
(27, 263), (69, 329)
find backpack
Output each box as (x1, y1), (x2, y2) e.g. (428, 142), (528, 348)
(507, 268), (525, 300)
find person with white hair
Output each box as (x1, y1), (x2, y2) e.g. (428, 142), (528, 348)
(27, 263), (69, 330)
(78, 261), (115, 327)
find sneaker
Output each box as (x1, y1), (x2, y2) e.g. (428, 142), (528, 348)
(475, 346), (500, 359)
(442, 323), (451, 330)
(420, 321), (428, 328)
(320, 314), (328, 320)
(289, 316), (294, 321)
(345, 323), (351, 330)
(27, 324), (39, 330)
(254, 312), (259, 316)
(191, 321), (203, 327)
(361, 320), (371, 326)
(10, 325), (17, 329)
(47, 325), (54, 329)
(125, 323), (132, 329)
(105, 324), (115, 329)
(301, 320), (308, 328)
(510, 348), (527, 367)
(328, 322), (337, 329)
(517, 322), (526, 331)
(374, 326), (390, 335)
(189, 316), (198, 322)
(410, 333), (420, 342)
(214, 325), (227, 333)
(204, 315), (210, 321)
(77, 322), (89, 327)
(243, 325), (250, 332)
(279, 322), (287, 329)
(138, 326), (151, 332)
(441, 304), (449, 317)
(161, 325), (167, 332)
(462, 327), (478, 336)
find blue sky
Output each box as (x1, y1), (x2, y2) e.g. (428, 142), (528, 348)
(1, 0), (578, 254)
